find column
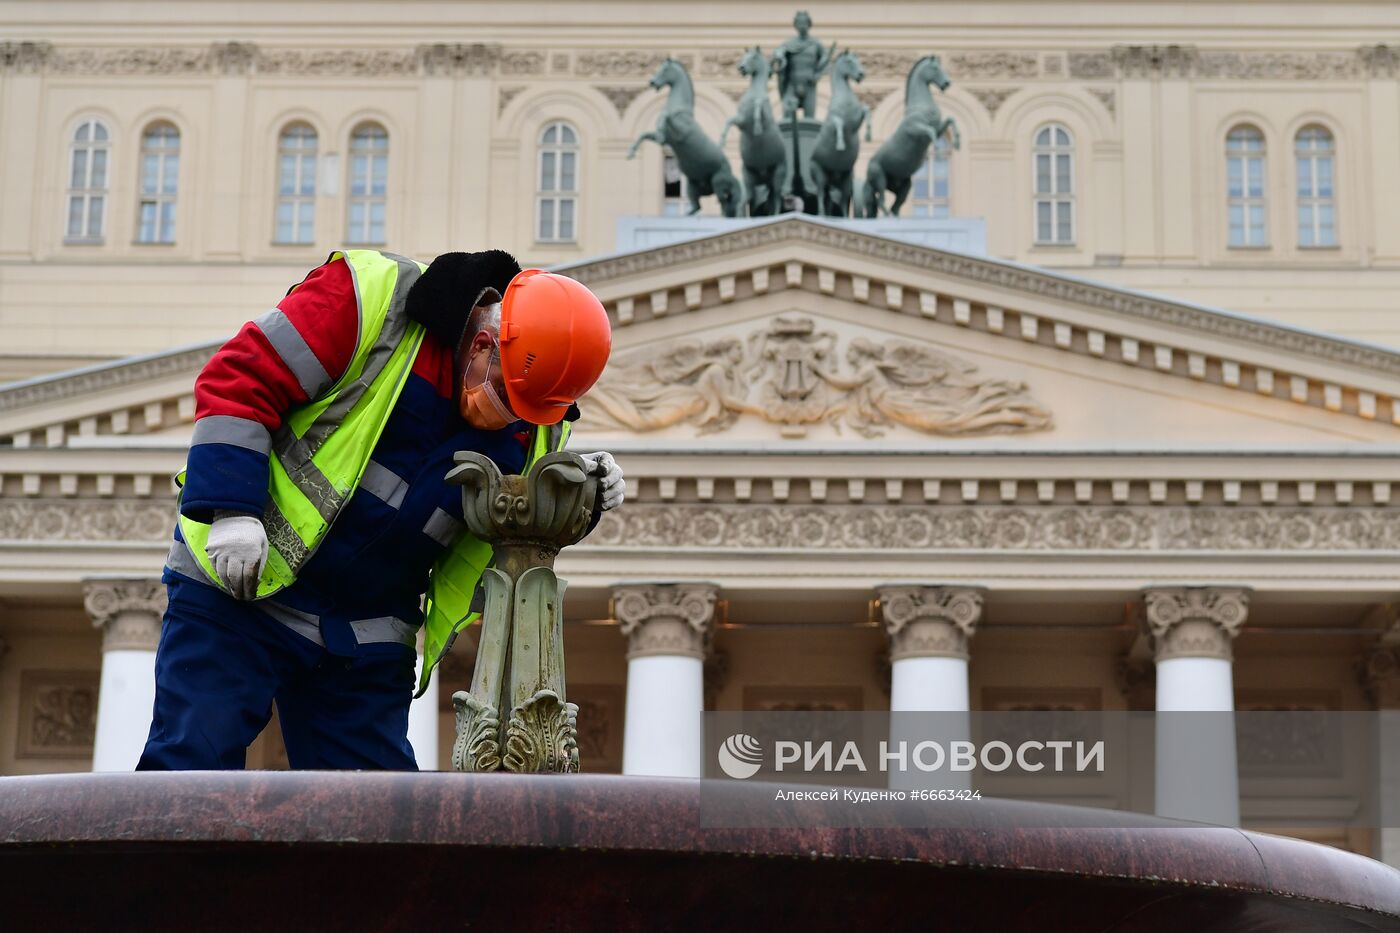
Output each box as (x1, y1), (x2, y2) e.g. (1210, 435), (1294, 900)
(613, 583), (718, 778)
(1143, 586), (1249, 826)
(408, 642), (440, 771)
(1360, 639), (1400, 869)
(82, 578), (166, 772)
(879, 585), (983, 791)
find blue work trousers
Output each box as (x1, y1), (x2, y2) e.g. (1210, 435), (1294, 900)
(137, 578), (419, 771)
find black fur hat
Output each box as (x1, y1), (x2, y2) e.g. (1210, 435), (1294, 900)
(405, 249), (522, 352)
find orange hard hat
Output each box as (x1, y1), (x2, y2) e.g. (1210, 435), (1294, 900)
(499, 269), (612, 425)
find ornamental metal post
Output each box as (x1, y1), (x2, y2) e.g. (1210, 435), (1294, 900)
(445, 451), (598, 774)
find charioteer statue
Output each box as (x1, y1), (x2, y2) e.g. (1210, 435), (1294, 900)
(771, 10), (833, 120)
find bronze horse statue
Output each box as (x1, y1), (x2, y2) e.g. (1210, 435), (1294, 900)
(720, 47), (787, 217)
(628, 57), (743, 217)
(858, 55), (961, 218)
(808, 49), (871, 217)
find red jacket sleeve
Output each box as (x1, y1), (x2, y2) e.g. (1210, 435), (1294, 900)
(180, 257), (360, 522)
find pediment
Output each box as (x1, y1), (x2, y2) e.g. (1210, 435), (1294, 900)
(3, 216), (1399, 452)
(560, 216), (1400, 449)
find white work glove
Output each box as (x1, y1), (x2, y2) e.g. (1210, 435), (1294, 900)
(206, 512), (269, 601)
(579, 451), (625, 512)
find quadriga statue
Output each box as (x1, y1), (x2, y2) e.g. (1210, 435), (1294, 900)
(628, 57), (744, 217)
(719, 46), (788, 217)
(808, 49), (871, 217)
(858, 55), (961, 218)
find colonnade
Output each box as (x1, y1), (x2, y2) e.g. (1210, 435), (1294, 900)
(79, 577), (1264, 826)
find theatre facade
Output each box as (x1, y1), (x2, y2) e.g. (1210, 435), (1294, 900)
(2, 215), (1398, 858)
(2, 0), (1400, 865)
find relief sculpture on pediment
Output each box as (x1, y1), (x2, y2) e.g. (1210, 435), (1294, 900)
(580, 313), (1052, 438)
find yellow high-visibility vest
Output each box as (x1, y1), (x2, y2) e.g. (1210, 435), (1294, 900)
(174, 249), (569, 697)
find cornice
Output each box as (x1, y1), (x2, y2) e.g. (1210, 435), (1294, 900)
(555, 217), (1400, 430)
(0, 343), (217, 414)
(560, 217), (1400, 378)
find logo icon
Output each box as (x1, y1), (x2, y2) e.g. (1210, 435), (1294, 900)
(717, 733), (764, 779)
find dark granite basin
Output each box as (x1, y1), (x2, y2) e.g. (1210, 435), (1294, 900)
(2, 772), (1398, 931)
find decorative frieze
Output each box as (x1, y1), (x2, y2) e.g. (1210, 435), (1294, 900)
(83, 578), (167, 652)
(0, 41), (54, 73)
(878, 585), (984, 661)
(1068, 51), (1116, 79)
(948, 51), (1040, 80)
(1142, 586), (1250, 662)
(5, 41), (1396, 81)
(0, 500), (173, 539)
(1113, 44), (1198, 79)
(417, 42), (503, 76)
(612, 583), (718, 660)
(48, 45), (212, 76)
(574, 50), (672, 78)
(591, 504), (1400, 552)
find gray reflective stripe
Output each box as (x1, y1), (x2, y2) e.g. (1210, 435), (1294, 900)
(254, 308), (332, 399)
(262, 255), (426, 577)
(349, 615), (419, 647)
(191, 415), (272, 454)
(263, 500), (313, 574)
(359, 459), (408, 509)
(259, 600), (325, 647)
(166, 538), (206, 580)
(422, 507), (464, 547)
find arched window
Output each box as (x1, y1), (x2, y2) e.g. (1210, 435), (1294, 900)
(345, 122), (388, 245)
(1226, 125), (1268, 247)
(1033, 123), (1073, 244)
(1295, 125), (1336, 247)
(536, 121), (578, 242)
(662, 148), (685, 216)
(136, 122), (180, 244)
(909, 136), (952, 218)
(67, 118), (109, 241)
(275, 123), (318, 244)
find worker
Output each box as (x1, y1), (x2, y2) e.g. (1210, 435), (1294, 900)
(137, 248), (622, 771)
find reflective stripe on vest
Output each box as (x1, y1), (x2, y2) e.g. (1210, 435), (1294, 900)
(416, 419), (572, 697)
(176, 249), (427, 600)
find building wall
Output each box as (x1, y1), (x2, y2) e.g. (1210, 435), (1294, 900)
(4, 1), (1400, 377)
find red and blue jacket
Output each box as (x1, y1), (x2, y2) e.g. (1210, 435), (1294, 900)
(167, 256), (535, 658)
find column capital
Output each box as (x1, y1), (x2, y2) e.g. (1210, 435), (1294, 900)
(1142, 586), (1250, 662)
(877, 585), (984, 661)
(82, 578), (166, 652)
(612, 583), (719, 661)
